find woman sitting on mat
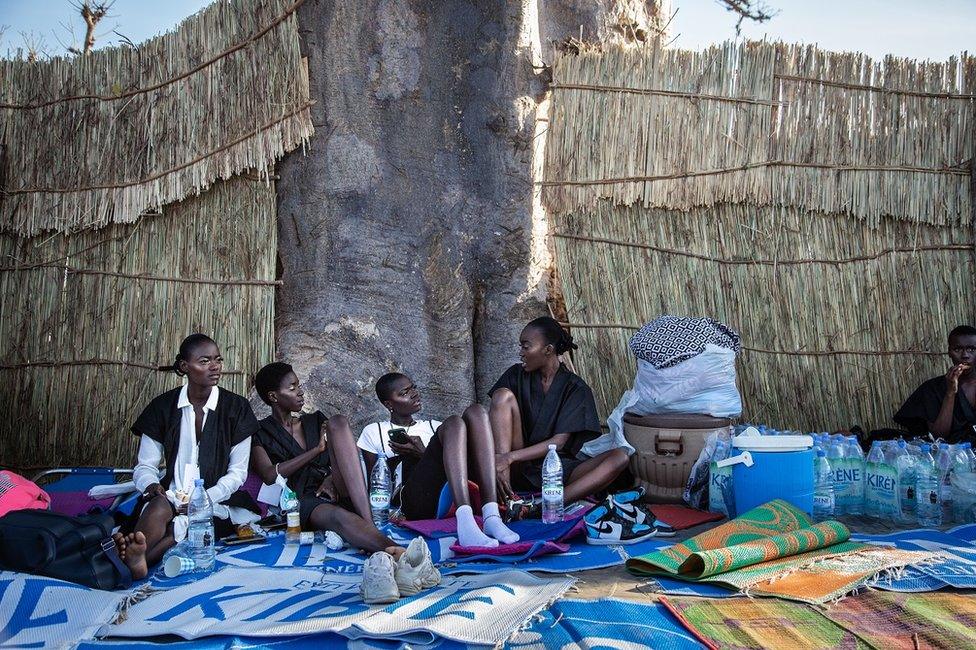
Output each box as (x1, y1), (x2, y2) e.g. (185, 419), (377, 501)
(359, 373), (520, 547)
(488, 318), (630, 510)
(127, 333), (262, 578)
(251, 362), (405, 558)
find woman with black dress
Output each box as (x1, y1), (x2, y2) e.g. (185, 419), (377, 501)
(251, 363), (404, 557)
(489, 317), (629, 504)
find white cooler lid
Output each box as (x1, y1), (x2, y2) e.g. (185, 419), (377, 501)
(732, 427), (813, 452)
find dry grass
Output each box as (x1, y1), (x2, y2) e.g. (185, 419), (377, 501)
(544, 40), (975, 432)
(0, 177), (276, 468)
(0, 0), (312, 236)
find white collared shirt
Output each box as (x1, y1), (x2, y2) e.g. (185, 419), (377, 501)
(133, 385), (250, 515)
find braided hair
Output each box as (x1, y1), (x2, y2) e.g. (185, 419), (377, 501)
(157, 333), (217, 376)
(526, 317), (577, 355)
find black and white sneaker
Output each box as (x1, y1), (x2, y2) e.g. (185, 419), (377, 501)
(583, 503), (658, 545)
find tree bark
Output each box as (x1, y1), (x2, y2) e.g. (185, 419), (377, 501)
(275, 0), (666, 426)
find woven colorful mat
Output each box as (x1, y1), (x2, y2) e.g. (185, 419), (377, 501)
(824, 590), (976, 649)
(661, 595), (869, 650)
(627, 499), (849, 577)
(628, 499), (934, 603)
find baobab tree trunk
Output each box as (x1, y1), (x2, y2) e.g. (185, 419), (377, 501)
(275, 0), (667, 424)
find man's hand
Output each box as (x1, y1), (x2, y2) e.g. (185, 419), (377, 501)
(390, 435), (426, 458)
(947, 364), (971, 395)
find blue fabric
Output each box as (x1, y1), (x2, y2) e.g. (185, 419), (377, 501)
(852, 527), (976, 591)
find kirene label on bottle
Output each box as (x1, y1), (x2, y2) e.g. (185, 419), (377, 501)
(370, 492), (390, 508)
(542, 485), (563, 499)
(813, 494), (834, 509)
(286, 512), (301, 528)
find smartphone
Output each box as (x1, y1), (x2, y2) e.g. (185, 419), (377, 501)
(257, 515), (286, 531)
(222, 534), (267, 546)
(388, 427), (410, 445)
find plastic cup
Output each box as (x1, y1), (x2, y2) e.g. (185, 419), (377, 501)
(164, 555), (196, 577)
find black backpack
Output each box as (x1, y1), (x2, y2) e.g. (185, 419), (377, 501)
(0, 509), (133, 590)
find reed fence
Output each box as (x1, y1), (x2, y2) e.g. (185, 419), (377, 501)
(0, 0), (312, 236)
(544, 40), (976, 432)
(0, 177), (277, 468)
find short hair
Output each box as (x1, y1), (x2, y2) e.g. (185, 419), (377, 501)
(526, 316), (578, 355)
(949, 325), (976, 340)
(375, 372), (408, 402)
(254, 362), (294, 405)
(158, 333), (216, 376)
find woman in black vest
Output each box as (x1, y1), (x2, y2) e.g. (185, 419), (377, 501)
(127, 334), (261, 578)
(250, 362), (404, 557)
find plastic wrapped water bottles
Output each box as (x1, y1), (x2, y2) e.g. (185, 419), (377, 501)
(709, 440), (732, 515)
(868, 441), (899, 519)
(937, 443), (955, 523)
(369, 450), (391, 527)
(892, 440), (917, 524)
(542, 444), (564, 524)
(964, 442), (976, 471)
(916, 444), (942, 527)
(187, 478), (216, 572)
(845, 438), (865, 515)
(813, 450), (835, 521)
(827, 438), (848, 514)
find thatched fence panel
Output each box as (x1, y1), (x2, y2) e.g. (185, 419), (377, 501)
(0, 0), (312, 236)
(545, 41), (975, 432)
(0, 177), (276, 468)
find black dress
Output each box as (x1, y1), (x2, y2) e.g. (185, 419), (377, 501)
(489, 363), (601, 489)
(254, 411), (341, 527)
(129, 387), (261, 536)
(894, 376), (976, 444)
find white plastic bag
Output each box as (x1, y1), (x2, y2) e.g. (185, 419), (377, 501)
(606, 344), (742, 444)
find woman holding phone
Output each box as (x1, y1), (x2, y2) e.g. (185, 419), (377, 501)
(359, 373), (520, 548)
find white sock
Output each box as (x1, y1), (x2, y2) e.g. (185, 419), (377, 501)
(455, 505), (497, 548)
(482, 502), (520, 544)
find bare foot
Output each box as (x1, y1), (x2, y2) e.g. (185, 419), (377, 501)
(113, 532), (128, 560)
(123, 532), (149, 580)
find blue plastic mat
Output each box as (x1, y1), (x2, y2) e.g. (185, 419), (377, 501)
(852, 526), (976, 591)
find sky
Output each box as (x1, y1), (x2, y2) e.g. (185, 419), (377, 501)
(0, 0), (973, 61)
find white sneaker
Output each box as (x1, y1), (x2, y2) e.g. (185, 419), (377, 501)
(360, 551), (400, 604)
(395, 537), (441, 597)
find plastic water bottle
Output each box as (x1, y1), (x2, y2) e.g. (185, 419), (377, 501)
(892, 440), (917, 524)
(964, 442), (976, 471)
(542, 444), (564, 524)
(827, 439), (847, 514)
(937, 443), (955, 523)
(883, 440), (899, 465)
(709, 440), (732, 515)
(813, 450), (835, 521)
(846, 439), (865, 515)
(952, 445), (973, 523)
(916, 444), (942, 527)
(369, 451), (391, 527)
(866, 442), (898, 520)
(187, 478), (216, 572)
(282, 487), (301, 545)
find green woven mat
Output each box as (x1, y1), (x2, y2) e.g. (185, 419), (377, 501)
(627, 499), (852, 579)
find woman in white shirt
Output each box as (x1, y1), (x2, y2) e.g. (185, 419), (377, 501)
(359, 373), (519, 548)
(127, 334), (260, 578)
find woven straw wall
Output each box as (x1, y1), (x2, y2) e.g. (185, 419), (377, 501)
(0, 177), (277, 468)
(0, 0), (312, 236)
(544, 41), (976, 432)
(0, 0), (310, 468)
